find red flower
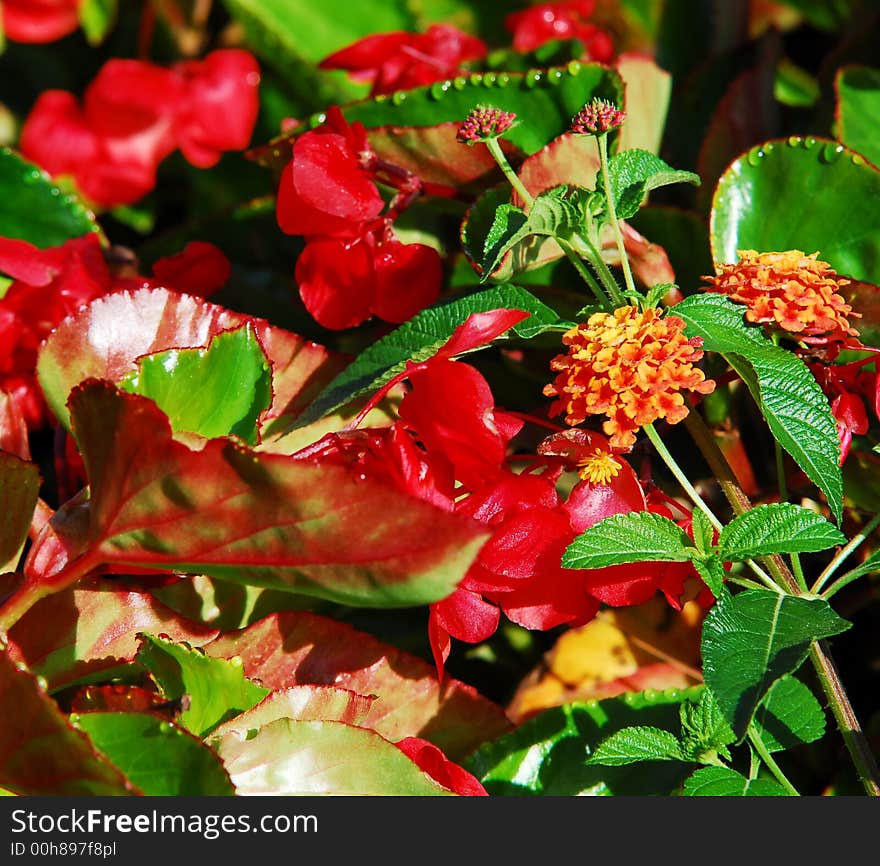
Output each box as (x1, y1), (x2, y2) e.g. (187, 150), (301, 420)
(396, 737), (488, 796)
(277, 107), (442, 329)
(319, 24), (487, 96)
(505, 1), (614, 61)
(1, 0), (80, 44)
(19, 51), (260, 208)
(171, 50), (261, 169)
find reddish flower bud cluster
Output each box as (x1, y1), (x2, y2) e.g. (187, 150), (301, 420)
(570, 98), (627, 135)
(544, 306), (715, 450)
(19, 50), (261, 208)
(276, 107), (441, 330)
(456, 106), (517, 144)
(505, 1), (614, 62)
(0, 234), (230, 429)
(2, 0), (80, 43)
(319, 24), (487, 96)
(705, 250), (860, 344)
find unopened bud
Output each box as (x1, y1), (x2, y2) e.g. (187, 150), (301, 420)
(457, 105), (517, 144)
(570, 98), (626, 135)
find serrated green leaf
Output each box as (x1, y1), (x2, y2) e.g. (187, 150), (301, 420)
(0, 148), (99, 248)
(717, 503), (846, 560)
(136, 634), (269, 738)
(682, 766), (789, 796)
(608, 148), (700, 220)
(562, 511), (696, 570)
(690, 508), (715, 557)
(481, 186), (580, 278)
(586, 726), (688, 766)
(701, 589), (851, 738)
(675, 293), (843, 522)
(692, 557), (727, 601)
(465, 687), (702, 796)
(680, 688), (735, 762)
(287, 285), (562, 430)
(119, 323), (272, 446)
(753, 675), (826, 754)
(76, 712), (234, 795)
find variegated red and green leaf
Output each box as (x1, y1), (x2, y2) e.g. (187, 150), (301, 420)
(0, 647), (137, 795)
(36, 287), (346, 436)
(0, 452), (40, 575)
(6, 576), (218, 691)
(205, 610), (512, 760)
(3, 381), (487, 625)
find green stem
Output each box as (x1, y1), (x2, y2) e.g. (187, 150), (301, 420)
(643, 424), (723, 532)
(810, 641), (880, 796)
(597, 132), (637, 297)
(747, 725), (800, 795)
(486, 137), (534, 209)
(812, 511), (880, 594)
(820, 567), (873, 601)
(556, 237), (614, 310)
(571, 232), (625, 307)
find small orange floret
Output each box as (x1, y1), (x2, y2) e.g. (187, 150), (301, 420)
(544, 306), (715, 450)
(705, 250), (860, 341)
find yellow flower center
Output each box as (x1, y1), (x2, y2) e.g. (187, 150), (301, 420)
(577, 449), (622, 484)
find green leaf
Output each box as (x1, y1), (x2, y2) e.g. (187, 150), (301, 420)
(119, 323), (272, 446)
(835, 65), (880, 168)
(692, 557), (727, 601)
(0, 453), (39, 574)
(586, 726), (688, 766)
(481, 186), (582, 278)
(701, 589), (851, 738)
(674, 293), (843, 522)
(690, 508), (715, 557)
(717, 503), (846, 561)
(682, 766), (789, 796)
(465, 687), (702, 795)
(75, 712), (234, 795)
(710, 136), (880, 286)
(78, 0), (117, 44)
(562, 511), (696, 570)
(289, 285), (563, 430)
(213, 718), (455, 795)
(608, 149), (700, 220)
(0, 148), (99, 248)
(136, 634), (269, 738)
(679, 688), (735, 763)
(753, 675), (826, 754)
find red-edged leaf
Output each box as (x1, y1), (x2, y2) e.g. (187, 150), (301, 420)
(213, 718), (455, 795)
(205, 610), (512, 760)
(0, 452), (40, 574)
(36, 287), (344, 432)
(15, 382), (488, 612)
(616, 53), (673, 156)
(0, 390), (30, 459)
(0, 647), (137, 795)
(211, 685), (376, 738)
(6, 576), (218, 691)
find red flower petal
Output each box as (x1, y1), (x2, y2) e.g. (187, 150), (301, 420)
(150, 241), (231, 299)
(564, 461), (646, 533)
(396, 737), (488, 796)
(371, 240), (442, 323)
(1, 0), (80, 43)
(295, 238), (375, 330)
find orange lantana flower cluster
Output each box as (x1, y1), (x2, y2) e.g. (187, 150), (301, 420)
(706, 250), (860, 343)
(544, 305), (715, 449)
